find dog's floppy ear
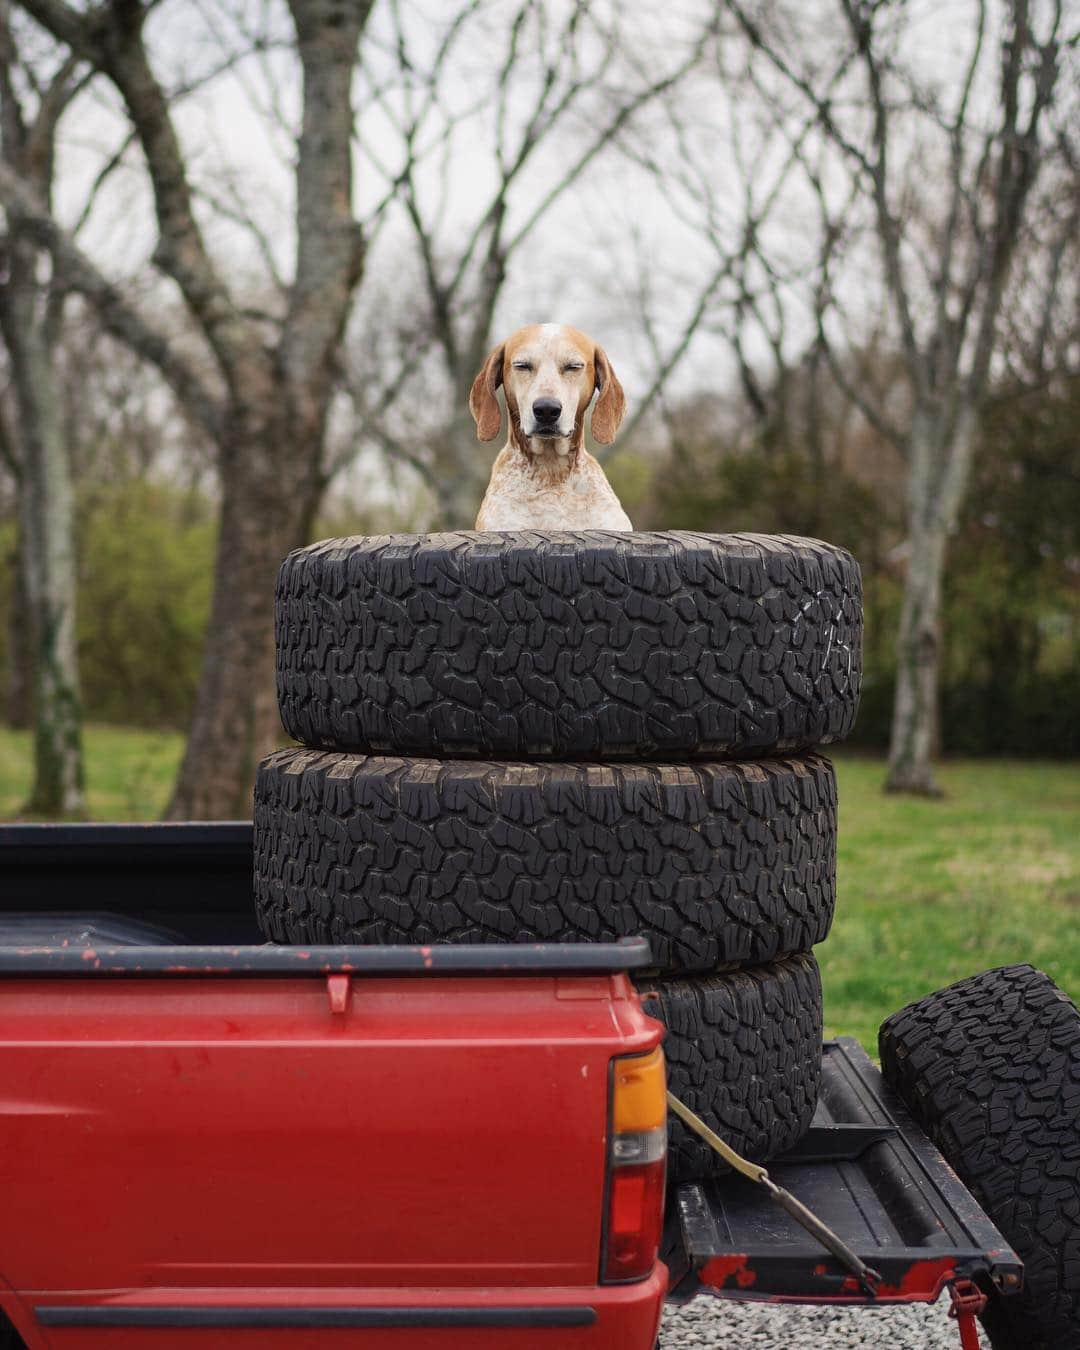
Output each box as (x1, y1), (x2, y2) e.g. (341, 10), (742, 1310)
(469, 343), (505, 442)
(591, 344), (626, 445)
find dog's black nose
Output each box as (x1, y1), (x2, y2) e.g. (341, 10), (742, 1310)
(532, 398), (562, 425)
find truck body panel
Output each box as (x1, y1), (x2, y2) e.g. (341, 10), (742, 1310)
(0, 827), (665, 1347)
(0, 973), (656, 1296)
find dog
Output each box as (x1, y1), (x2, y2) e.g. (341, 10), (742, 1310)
(470, 324), (632, 530)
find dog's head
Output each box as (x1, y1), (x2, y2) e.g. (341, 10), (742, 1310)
(469, 324), (626, 457)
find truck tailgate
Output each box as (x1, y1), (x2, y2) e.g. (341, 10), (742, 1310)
(0, 945), (663, 1348)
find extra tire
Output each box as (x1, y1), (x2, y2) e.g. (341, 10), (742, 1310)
(638, 955), (823, 1182)
(253, 748), (837, 972)
(276, 531), (862, 761)
(880, 966), (1080, 1350)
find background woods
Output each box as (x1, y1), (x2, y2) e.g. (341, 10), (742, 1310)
(0, 0), (1076, 819)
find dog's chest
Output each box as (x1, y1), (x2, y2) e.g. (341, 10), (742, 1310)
(482, 453), (629, 530)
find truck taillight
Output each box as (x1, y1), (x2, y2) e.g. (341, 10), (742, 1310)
(602, 1046), (666, 1283)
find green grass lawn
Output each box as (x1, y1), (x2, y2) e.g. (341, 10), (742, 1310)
(0, 724), (183, 821)
(0, 728), (1077, 1045)
(824, 754), (1080, 1046)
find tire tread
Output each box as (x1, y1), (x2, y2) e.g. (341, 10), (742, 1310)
(275, 530), (862, 761)
(639, 954), (823, 1181)
(254, 749), (837, 971)
(880, 965), (1080, 1350)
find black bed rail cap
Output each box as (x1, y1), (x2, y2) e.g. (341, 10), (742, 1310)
(0, 936), (654, 977)
(0, 821), (252, 857)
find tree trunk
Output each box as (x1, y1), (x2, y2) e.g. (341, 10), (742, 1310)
(6, 523), (33, 730)
(0, 0), (368, 822)
(885, 408), (975, 795)
(0, 249), (85, 817)
(433, 458), (492, 531)
(885, 513), (947, 795)
(431, 401), (500, 530)
(165, 398), (320, 821)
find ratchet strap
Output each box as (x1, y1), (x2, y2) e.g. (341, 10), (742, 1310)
(666, 1091), (883, 1297)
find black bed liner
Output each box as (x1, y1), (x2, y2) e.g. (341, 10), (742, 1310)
(666, 1037), (1023, 1305)
(0, 822), (256, 942)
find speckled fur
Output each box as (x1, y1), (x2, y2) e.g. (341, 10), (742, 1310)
(472, 324), (632, 530)
(475, 441), (630, 530)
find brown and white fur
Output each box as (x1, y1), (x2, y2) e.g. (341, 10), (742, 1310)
(471, 324), (632, 530)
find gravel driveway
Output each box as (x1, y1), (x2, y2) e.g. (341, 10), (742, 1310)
(661, 1295), (964, 1347)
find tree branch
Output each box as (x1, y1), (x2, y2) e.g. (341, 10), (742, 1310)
(964, 0), (1063, 401)
(599, 254), (732, 461)
(0, 160), (223, 440)
(15, 0), (91, 58)
(21, 0), (248, 388)
(281, 0), (370, 426)
(504, 22), (716, 258)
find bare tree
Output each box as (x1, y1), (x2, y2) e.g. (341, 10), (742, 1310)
(603, 40), (838, 463)
(0, 2), (88, 816)
(725, 0), (1075, 793)
(996, 129), (1080, 390)
(335, 1), (722, 527)
(1, 0), (372, 818)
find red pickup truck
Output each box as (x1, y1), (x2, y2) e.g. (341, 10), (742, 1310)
(0, 823), (1028, 1350)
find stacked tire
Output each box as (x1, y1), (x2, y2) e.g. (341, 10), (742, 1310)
(255, 530), (863, 1180)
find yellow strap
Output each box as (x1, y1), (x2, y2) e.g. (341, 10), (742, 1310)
(666, 1091), (770, 1184)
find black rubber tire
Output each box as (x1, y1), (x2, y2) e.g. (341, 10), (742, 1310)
(275, 531), (862, 761)
(880, 966), (1080, 1350)
(253, 748), (837, 972)
(638, 954), (823, 1182)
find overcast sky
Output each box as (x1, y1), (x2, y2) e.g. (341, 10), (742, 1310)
(27, 0), (1070, 520)
(49, 1), (783, 398)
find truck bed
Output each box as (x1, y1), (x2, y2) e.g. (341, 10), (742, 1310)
(0, 822), (1022, 1345)
(0, 821), (259, 943)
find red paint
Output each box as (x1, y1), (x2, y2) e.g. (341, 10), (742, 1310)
(325, 973), (350, 1014)
(955, 1308), (984, 1350)
(834, 1256), (957, 1302)
(876, 1258), (958, 1302)
(700, 1256), (960, 1306)
(0, 971), (663, 1349)
(700, 1255), (756, 1289)
(950, 1279), (988, 1350)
